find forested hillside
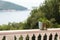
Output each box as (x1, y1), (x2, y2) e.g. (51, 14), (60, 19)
(0, 1), (28, 11)
(0, 0), (60, 30)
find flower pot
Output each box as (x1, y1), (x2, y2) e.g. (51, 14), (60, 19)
(38, 21), (43, 30)
(42, 23), (47, 30)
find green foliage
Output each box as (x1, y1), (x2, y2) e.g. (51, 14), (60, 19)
(0, 22), (25, 30)
(19, 35), (23, 40)
(25, 0), (60, 28)
(0, 0), (60, 30)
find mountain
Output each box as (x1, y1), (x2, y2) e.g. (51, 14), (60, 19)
(0, 1), (28, 11)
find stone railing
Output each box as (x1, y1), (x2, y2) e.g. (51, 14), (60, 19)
(0, 29), (60, 40)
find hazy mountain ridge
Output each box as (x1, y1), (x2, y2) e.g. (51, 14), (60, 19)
(0, 1), (28, 11)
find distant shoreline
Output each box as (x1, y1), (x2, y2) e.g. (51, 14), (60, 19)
(0, 9), (30, 12)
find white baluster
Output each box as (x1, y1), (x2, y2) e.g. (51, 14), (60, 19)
(57, 34), (60, 40)
(0, 36), (3, 40)
(35, 36), (38, 40)
(47, 35), (49, 40)
(16, 35), (20, 40)
(29, 36), (32, 40)
(57, 35), (59, 40)
(41, 35), (43, 40)
(16, 36), (20, 40)
(23, 36), (26, 40)
(6, 35), (14, 40)
(52, 35), (54, 40)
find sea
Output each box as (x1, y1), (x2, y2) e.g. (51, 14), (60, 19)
(0, 10), (31, 25)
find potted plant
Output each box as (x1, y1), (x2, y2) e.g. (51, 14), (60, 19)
(38, 17), (49, 30)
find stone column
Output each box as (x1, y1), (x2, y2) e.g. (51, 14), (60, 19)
(6, 35), (14, 40)
(23, 36), (26, 40)
(16, 35), (20, 40)
(41, 35), (43, 40)
(47, 35), (49, 40)
(52, 34), (54, 40)
(35, 36), (38, 40)
(57, 35), (59, 40)
(29, 35), (32, 40)
(57, 34), (60, 40)
(16, 36), (20, 40)
(0, 36), (3, 40)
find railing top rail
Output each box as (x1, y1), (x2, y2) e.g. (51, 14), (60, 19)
(0, 29), (39, 32)
(0, 29), (60, 33)
(0, 29), (59, 35)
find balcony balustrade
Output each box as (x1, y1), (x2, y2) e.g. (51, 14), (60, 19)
(0, 29), (60, 40)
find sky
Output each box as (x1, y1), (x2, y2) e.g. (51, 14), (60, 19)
(0, 0), (45, 25)
(3, 0), (44, 9)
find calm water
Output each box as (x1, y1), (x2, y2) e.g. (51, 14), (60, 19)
(0, 10), (31, 25)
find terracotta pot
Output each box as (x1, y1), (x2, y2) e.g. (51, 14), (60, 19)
(42, 23), (47, 30)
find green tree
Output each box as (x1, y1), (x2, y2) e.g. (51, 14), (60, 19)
(40, 0), (60, 23)
(25, 0), (60, 29)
